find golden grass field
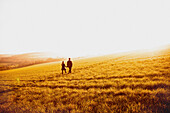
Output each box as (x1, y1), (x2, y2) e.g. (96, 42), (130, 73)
(0, 49), (170, 113)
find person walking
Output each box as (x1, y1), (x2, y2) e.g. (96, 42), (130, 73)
(67, 58), (73, 73)
(61, 61), (66, 74)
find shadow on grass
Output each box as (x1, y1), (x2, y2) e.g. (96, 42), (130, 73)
(1, 82), (169, 91)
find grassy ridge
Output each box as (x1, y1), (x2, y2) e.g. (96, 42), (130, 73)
(0, 51), (170, 113)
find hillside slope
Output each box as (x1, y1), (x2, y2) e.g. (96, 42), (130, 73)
(0, 49), (170, 113)
(0, 52), (64, 71)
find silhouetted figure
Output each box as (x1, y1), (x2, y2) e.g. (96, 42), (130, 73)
(61, 61), (66, 74)
(67, 58), (73, 73)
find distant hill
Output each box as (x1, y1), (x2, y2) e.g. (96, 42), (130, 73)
(0, 54), (12, 57)
(0, 52), (65, 71)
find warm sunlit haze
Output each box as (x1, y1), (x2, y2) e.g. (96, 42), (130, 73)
(0, 0), (170, 57)
(1, 1), (170, 112)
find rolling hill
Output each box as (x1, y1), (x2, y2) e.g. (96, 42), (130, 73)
(0, 48), (170, 112)
(0, 52), (64, 71)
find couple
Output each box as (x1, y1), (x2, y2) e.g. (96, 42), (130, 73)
(61, 58), (73, 74)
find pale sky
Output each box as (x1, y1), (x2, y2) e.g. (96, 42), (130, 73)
(0, 0), (170, 57)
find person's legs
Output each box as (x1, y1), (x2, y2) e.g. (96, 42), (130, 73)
(69, 67), (72, 73)
(62, 70), (63, 74)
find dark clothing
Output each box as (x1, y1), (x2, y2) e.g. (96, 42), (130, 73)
(61, 64), (66, 70)
(62, 69), (66, 74)
(67, 61), (73, 73)
(67, 61), (72, 68)
(61, 64), (66, 74)
(68, 67), (72, 73)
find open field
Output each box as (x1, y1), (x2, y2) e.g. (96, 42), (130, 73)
(0, 49), (170, 113)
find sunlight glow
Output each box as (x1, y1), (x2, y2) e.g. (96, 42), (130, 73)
(0, 0), (170, 57)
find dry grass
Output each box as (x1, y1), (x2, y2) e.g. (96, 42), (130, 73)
(0, 50), (170, 113)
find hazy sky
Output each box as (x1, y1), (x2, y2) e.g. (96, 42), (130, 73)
(0, 0), (170, 57)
